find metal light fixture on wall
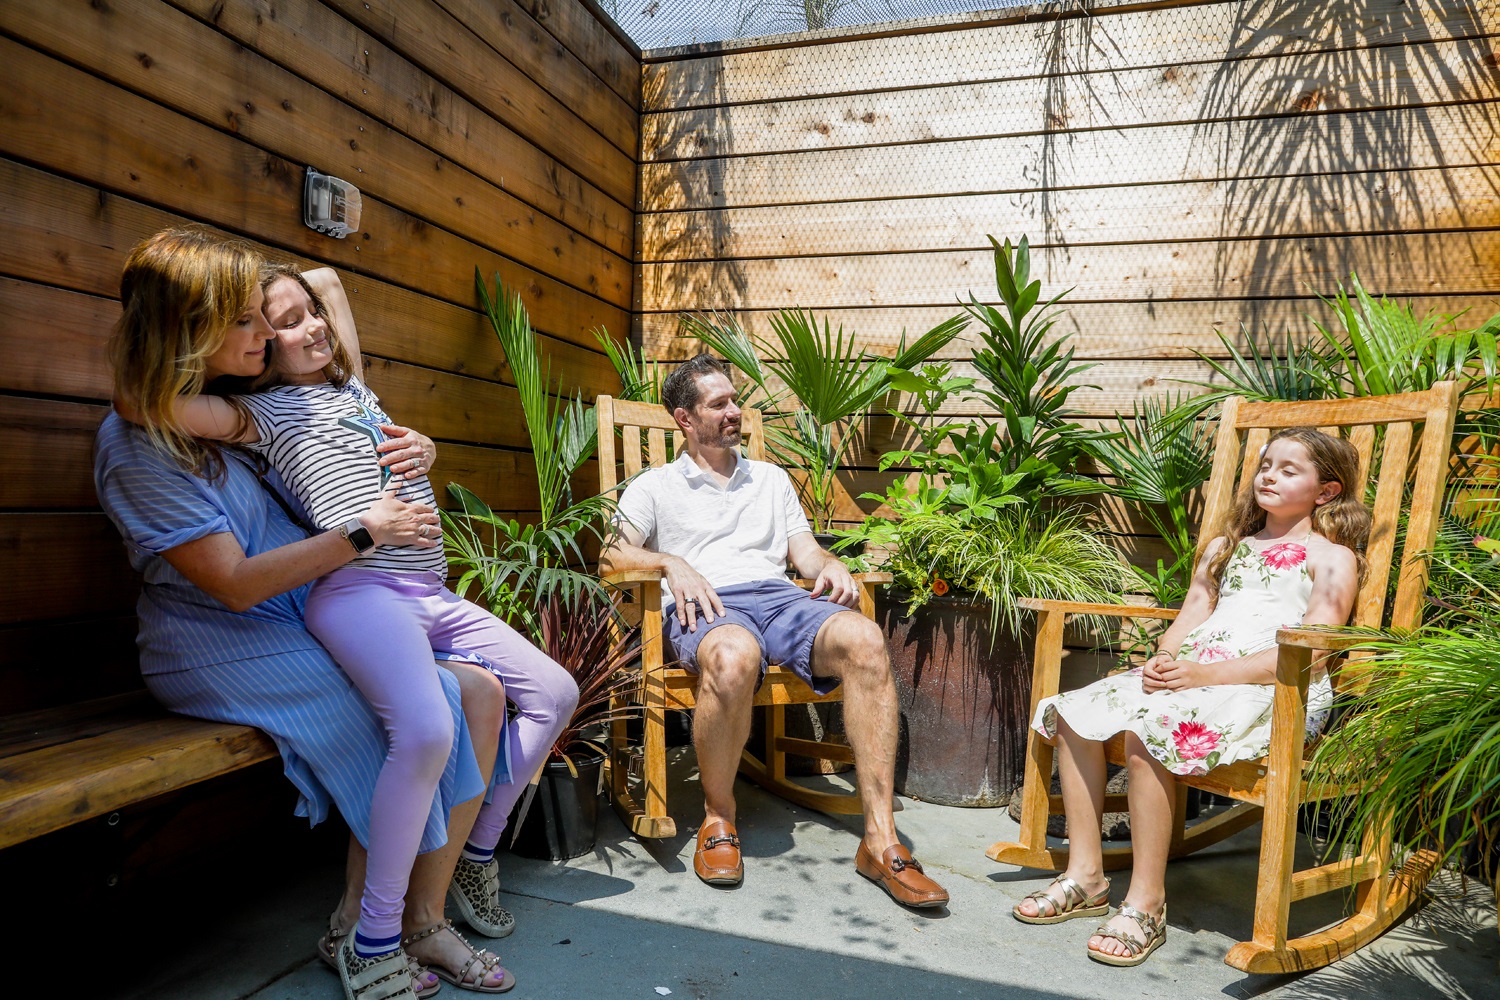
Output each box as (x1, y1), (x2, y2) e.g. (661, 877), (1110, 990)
(303, 167), (362, 239)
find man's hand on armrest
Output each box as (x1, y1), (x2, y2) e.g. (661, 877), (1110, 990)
(788, 532), (859, 608)
(600, 521), (725, 632)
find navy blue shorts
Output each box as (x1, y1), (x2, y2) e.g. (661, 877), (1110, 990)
(663, 579), (856, 696)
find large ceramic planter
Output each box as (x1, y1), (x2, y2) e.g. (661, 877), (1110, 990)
(508, 750), (604, 861)
(878, 590), (1032, 807)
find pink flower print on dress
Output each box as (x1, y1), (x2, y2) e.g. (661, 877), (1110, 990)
(1196, 644), (1233, 663)
(1172, 721), (1221, 760)
(1261, 542), (1307, 571)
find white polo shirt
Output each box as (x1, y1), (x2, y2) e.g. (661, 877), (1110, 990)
(613, 449), (810, 606)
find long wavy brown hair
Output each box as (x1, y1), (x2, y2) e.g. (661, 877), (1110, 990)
(245, 262), (358, 391)
(111, 228), (263, 478)
(1204, 427), (1371, 604)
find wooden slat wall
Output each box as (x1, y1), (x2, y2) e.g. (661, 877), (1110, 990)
(0, 0), (637, 713)
(635, 0), (1500, 538)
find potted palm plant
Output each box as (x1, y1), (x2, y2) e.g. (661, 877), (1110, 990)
(680, 307), (967, 536)
(841, 237), (1127, 806)
(507, 592), (641, 860)
(445, 271), (639, 859)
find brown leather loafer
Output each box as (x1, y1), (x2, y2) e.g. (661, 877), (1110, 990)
(693, 819), (744, 887)
(856, 842), (949, 909)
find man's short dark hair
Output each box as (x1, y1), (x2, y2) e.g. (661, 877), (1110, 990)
(662, 353), (730, 416)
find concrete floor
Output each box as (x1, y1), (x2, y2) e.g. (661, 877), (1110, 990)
(94, 749), (1496, 1000)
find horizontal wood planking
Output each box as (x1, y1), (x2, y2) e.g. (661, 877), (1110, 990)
(172, 0), (633, 259)
(0, 514), (140, 624)
(638, 294), (1500, 360)
(325, 0), (636, 201)
(431, 0), (638, 129)
(0, 278), (119, 400)
(643, 34), (1500, 160)
(651, 355), (1225, 418)
(514, 0), (642, 108)
(640, 164), (1500, 261)
(639, 230), (1500, 313)
(639, 103), (1500, 211)
(0, 397), (106, 510)
(0, 259), (621, 410)
(0, 616), (142, 714)
(0, 43), (629, 347)
(642, 0), (1500, 109)
(7, 0), (630, 303)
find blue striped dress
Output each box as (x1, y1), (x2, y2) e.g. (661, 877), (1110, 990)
(93, 413), (487, 851)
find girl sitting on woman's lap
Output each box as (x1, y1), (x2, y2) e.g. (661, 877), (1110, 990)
(1012, 427), (1369, 967)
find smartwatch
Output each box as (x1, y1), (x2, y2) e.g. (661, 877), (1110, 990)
(339, 516), (376, 554)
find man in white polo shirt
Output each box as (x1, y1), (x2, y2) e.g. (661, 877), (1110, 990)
(600, 354), (949, 910)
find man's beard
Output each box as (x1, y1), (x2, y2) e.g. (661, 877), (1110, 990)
(696, 417), (740, 448)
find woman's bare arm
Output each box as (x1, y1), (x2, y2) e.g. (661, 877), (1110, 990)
(161, 483), (441, 611)
(113, 392), (260, 444)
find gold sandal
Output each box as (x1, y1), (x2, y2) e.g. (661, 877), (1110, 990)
(1087, 904), (1167, 967)
(1012, 875), (1111, 924)
(403, 918), (514, 993)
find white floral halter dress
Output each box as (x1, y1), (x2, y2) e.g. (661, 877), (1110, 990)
(1033, 536), (1333, 777)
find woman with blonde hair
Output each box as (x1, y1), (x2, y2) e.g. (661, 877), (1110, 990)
(1010, 427), (1371, 967)
(97, 227), (508, 1000)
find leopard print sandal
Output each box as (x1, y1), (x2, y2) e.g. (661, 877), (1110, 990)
(448, 855), (516, 938)
(319, 926), (439, 999)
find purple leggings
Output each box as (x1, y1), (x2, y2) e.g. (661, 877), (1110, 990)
(306, 567), (578, 944)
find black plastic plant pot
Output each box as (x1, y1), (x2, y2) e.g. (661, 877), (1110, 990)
(508, 750), (605, 861)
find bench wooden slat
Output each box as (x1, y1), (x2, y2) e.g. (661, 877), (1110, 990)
(0, 710), (277, 850)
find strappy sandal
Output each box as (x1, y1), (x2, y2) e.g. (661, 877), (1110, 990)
(403, 919), (514, 994)
(336, 931), (421, 1000)
(449, 856), (516, 938)
(1012, 875), (1111, 925)
(318, 926), (440, 999)
(1087, 903), (1167, 967)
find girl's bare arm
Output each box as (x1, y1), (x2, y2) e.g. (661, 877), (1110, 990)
(303, 267), (363, 364)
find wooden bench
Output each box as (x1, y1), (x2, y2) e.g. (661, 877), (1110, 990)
(0, 691), (276, 851)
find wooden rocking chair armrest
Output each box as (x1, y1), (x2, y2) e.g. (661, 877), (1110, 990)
(1017, 597), (1180, 620)
(789, 572), (895, 589)
(600, 570), (664, 587)
(1275, 627), (1362, 652)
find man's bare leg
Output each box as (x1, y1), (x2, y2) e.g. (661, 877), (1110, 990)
(692, 624), (763, 828)
(810, 612), (899, 854)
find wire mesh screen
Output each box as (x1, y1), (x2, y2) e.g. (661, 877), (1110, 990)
(599, 0), (1033, 50)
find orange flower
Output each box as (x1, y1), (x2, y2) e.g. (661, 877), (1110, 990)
(931, 577), (950, 597)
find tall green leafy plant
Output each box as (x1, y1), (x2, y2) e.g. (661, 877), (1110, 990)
(1307, 567), (1500, 892)
(961, 235), (1103, 489)
(680, 307), (967, 532)
(442, 272), (619, 643)
(594, 329), (663, 404)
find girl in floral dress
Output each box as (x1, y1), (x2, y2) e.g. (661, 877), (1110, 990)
(1012, 427), (1369, 967)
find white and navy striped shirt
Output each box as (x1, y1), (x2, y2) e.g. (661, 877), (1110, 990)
(237, 378), (446, 576)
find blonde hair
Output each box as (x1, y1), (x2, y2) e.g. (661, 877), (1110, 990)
(111, 228), (263, 478)
(1204, 427), (1371, 604)
(247, 262), (358, 392)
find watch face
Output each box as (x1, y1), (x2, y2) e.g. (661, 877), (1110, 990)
(349, 525), (375, 552)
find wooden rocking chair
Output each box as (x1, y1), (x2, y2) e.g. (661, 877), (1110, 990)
(987, 382), (1462, 973)
(595, 395), (891, 840)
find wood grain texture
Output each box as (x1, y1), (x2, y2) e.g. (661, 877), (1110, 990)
(639, 230), (1500, 313)
(4, 0), (630, 305)
(325, 0), (635, 200)
(640, 164), (1500, 260)
(172, 0), (634, 258)
(0, 40), (630, 345)
(636, 294), (1500, 360)
(431, 0), (637, 136)
(514, 0), (641, 108)
(0, 396), (107, 509)
(643, 0), (1500, 109)
(639, 103), (1500, 211)
(0, 514), (139, 625)
(644, 34), (1500, 159)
